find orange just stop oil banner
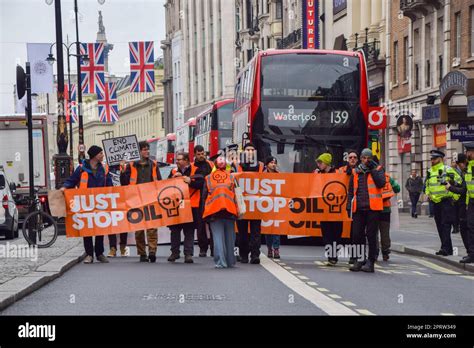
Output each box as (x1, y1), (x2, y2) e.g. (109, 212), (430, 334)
(64, 178), (193, 237)
(234, 172), (352, 238)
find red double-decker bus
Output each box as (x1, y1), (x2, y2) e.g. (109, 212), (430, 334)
(233, 49), (369, 173)
(148, 133), (176, 164)
(175, 117), (196, 162)
(194, 99), (234, 158)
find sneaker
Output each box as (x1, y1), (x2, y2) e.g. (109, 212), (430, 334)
(167, 253), (180, 262)
(382, 254), (390, 261)
(120, 246), (129, 257)
(199, 250), (207, 257)
(149, 253), (156, 263)
(267, 248), (273, 258)
(140, 255), (149, 262)
(273, 248), (280, 259)
(83, 255), (93, 264)
(107, 247), (117, 258)
(250, 257), (260, 264)
(349, 261), (363, 272)
(96, 254), (109, 263)
(327, 258), (338, 266)
(184, 255), (194, 263)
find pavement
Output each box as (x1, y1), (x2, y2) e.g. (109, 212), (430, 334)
(0, 212), (472, 314)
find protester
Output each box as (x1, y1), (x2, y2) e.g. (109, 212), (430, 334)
(236, 142), (264, 264)
(202, 156), (238, 268)
(346, 148), (386, 273)
(377, 172), (400, 261)
(167, 152), (202, 264)
(192, 145), (215, 257)
(460, 142), (474, 263)
(424, 149), (464, 256)
(338, 150), (359, 264)
(451, 156), (467, 235)
(121, 141), (162, 263)
(263, 156), (281, 259)
(406, 170), (423, 218)
(108, 163), (129, 258)
(61, 145), (112, 264)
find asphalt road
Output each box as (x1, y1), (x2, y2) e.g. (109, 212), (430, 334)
(2, 244), (473, 316)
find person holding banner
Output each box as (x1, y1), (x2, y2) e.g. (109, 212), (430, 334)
(167, 152), (202, 264)
(202, 156), (238, 268)
(315, 153), (343, 266)
(263, 156), (281, 259)
(236, 143), (264, 264)
(61, 145), (113, 264)
(120, 141), (162, 263)
(346, 148), (386, 273)
(192, 145), (215, 257)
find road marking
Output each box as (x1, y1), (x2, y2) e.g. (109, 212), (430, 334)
(290, 270), (300, 275)
(378, 269), (392, 274)
(284, 266), (293, 270)
(410, 258), (462, 275)
(328, 294), (342, 299)
(412, 271), (430, 277)
(314, 261), (325, 266)
(460, 275), (474, 281)
(356, 309), (376, 315)
(440, 313), (455, 316)
(341, 301), (357, 307)
(316, 287), (329, 292)
(278, 262), (286, 266)
(297, 275), (309, 280)
(307, 281), (318, 286)
(259, 255), (357, 315)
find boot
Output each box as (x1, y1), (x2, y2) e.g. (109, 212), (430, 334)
(361, 260), (375, 273)
(167, 253), (180, 262)
(273, 248), (280, 259)
(460, 255), (474, 264)
(107, 247), (117, 258)
(349, 260), (364, 272)
(348, 257), (357, 265)
(149, 253), (156, 263)
(140, 255), (149, 262)
(184, 255), (194, 263)
(267, 247), (273, 258)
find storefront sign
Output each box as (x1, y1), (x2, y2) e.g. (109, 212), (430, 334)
(302, 0), (320, 49)
(422, 105), (442, 125)
(468, 96), (474, 118)
(440, 71), (468, 102)
(450, 124), (474, 142)
(433, 124), (447, 148)
(333, 0), (347, 15)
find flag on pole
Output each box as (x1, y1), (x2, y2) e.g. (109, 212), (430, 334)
(65, 84), (78, 123)
(98, 82), (119, 123)
(129, 41), (155, 92)
(27, 43), (54, 94)
(80, 43), (105, 95)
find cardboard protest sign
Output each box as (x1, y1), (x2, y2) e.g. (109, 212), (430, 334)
(102, 135), (140, 166)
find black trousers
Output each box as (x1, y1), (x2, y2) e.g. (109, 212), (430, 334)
(83, 236), (104, 257)
(170, 223), (195, 256)
(237, 220), (261, 259)
(467, 201), (474, 257)
(433, 200), (455, 254)
(321, 222), (343, 260)
(108, 233), (128, 249)
(456, 202), (469, 253)
(409, 192), (420, 215)
(193, 207), (213, 252)
(351, 210), (380, 262)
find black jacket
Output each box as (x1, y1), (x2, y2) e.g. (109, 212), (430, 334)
(120, 159), (162, 186)
(347, 164), (386, 212)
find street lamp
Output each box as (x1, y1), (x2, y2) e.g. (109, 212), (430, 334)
(46, 42), (89, 159)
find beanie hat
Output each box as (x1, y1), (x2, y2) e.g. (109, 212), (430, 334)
(265, 156), (277, 165)
(243, 142), (256, 150)
(361, 148), (373, 158)
(87, 145), (103, 159)
(316, 153), (332, 166)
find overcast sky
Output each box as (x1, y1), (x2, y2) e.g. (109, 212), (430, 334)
(0, 0), (165, 114)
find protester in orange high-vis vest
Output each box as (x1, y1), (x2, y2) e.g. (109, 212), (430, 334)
(346, 148), (386, 273)
(202, 156), (238, 268)
(61, 145), (113, 264)
(121, 141), (162, 263)
(167, 152), (204, 264)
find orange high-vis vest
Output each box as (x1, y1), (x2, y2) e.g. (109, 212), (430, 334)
(237, 162), (264, 173)
(202, 169), (238, 219)
(128, 160), (158, 185)
(79, 163), (109, 189)
(381, 173), (395, 208)
(351, 169), (383, 212)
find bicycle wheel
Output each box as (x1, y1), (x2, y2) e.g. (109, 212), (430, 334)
(22, 211), (58, 248)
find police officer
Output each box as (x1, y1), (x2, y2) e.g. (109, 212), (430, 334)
(424, 149), (464, 256)
(460, 142), (474, 264)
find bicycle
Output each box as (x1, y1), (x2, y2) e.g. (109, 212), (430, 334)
(22, 187), (58, 248)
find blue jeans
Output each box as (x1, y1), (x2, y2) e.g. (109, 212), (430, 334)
(209, 219), (236, 268)
(266, 235), (280, 249)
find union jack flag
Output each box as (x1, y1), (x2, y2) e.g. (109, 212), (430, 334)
(129, 41), (155, 93)
(98, 82), (119, 123)
(80, 43), (105, 95)
(65, 84), (78, 123)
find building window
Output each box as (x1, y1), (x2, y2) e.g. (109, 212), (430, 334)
(403, 37), (409, 81)
(275, 0), (282, 20)
(426, 60), (431, 88)
(246, 0), (253, 29)
(438, 55), (443, 83)
(455, 12), (461, 58)
(415, 64), (419, 91)
(393, 41), (398, 84)
(471, 7), (474, 56)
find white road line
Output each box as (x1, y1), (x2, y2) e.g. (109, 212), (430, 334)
(460, 275), (474, 281)
(356, 309), (376, 315)
(412, 271), (430, 277)
(440, 313), (455, 316)
(328, 294), (342, 299)
(259, 255), (358, 315)
(341, 301), (357, 307)
(290, 270), (301, 275)
(307, 281), (318, 286)
(410, 258), (462, 275)
(284, 266), (293, 270)
(297, 275), (309, 280)
(316, 287), (329, 292)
